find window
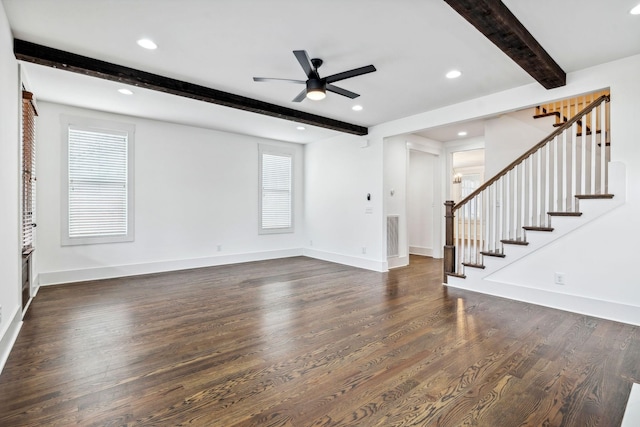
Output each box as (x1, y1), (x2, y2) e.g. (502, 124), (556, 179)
(62, 116), (134, 245)
(461, 173), (481, 199)
(259, 145), (293, 234)
(21, 91), (37, 252)
(461, 173), (481, 218)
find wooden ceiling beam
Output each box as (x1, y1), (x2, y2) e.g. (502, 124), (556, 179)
(444, 0), (566, 89)
(13, 39), (368, 136)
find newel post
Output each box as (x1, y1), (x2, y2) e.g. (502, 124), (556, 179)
(444, 200), (455, 283)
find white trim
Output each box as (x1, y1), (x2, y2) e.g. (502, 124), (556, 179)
(446, 276), (640, 327)
(303, 248), (388, 272)
(0, 306), (23, 375)
(388, 255), (409, 269)
(37, 248), (390, 285)
(38, 249), (303, 286)
(409, 246), (433, 256)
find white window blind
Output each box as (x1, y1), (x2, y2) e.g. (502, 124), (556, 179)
(21, 91), (37, 252)
(62, 117), (134, 245)
(260, 148), (293, 233)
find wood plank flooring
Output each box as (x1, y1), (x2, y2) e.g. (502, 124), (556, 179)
(1, 255), (638, 426)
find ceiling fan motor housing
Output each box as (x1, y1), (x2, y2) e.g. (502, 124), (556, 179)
(306, 78), (326, 92)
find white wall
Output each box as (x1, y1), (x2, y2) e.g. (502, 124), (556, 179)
(303, 134), (385, 271)
(36, 102), (306, 285)
(484, 110), (552, 178)
(384, 136), (408, 267)
(0, 2), (22, 371)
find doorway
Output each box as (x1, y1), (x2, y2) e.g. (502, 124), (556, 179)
(407, 150), (438, 258)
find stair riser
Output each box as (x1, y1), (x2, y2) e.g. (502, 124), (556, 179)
(576, 197), (620, 218)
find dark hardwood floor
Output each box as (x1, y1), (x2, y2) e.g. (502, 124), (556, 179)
(1, 255), (638, 426)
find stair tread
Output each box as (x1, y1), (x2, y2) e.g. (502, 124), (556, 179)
(575, 194), (614, 199)
(533, 111), (560, 119)
(548, 211), (583, 216)
(577, 130), (602, 137)
(500, 239), (529, 246)
(462, 262), (485, 269)
(480, 250), (506, 258)
(446, 272), (466, 279)
(523, 226), (554, 232)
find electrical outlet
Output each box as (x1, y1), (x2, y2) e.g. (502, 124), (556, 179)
(309, 240), (313, 246)
(361, 247), (367, 254)
(217, 245), (222, 252)
(554, 272), (566, 285)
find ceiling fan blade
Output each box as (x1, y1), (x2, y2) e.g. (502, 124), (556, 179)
(293, 50), (314, 78)
(292, 88), (307, 103)
(253, 77), (305, 84)
(326, 84), (360, 99)
(325, 65), (377, 83)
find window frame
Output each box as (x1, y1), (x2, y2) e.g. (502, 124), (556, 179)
(61, 115), (135, 246)
(258, 144), (294, 235)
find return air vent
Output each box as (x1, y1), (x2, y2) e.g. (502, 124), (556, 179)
(387, 215), (399, 257)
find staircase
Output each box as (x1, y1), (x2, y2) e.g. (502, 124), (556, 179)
(444, 94), (612, 282)
(534, 89), (609, 137)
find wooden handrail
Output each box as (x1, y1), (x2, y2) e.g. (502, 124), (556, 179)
(453, 94), (610, 212)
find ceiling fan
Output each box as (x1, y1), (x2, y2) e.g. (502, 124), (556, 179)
(253, 50), (376, 102)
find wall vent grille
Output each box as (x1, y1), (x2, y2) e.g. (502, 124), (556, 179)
(387, 215), (399, 257)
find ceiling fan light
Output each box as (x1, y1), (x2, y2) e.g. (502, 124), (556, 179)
(306, 90), (326, 101)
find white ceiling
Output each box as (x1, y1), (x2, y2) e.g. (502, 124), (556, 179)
(3, 0), (639, 144)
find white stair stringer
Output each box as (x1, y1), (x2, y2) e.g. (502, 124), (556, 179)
(447, 161), (626, 287)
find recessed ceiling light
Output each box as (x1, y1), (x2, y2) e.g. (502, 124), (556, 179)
(118, 88), (134, 95)
(352, 105), (363, 111)
(296, 126), (306, 131)
(137, 38), (157, 50)
(446, 70), (462, 79)
(458, 131), (468, 136)
(631, 4), (640, 14)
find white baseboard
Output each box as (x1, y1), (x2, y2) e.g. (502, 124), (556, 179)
(409, 246), (433, 257)
(388, 255), (409, 269)
(303, 248), (387, 272)
(0, 306), (23, 375)
(38, 249), (304, 286)
(446, 276), (640, 327)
